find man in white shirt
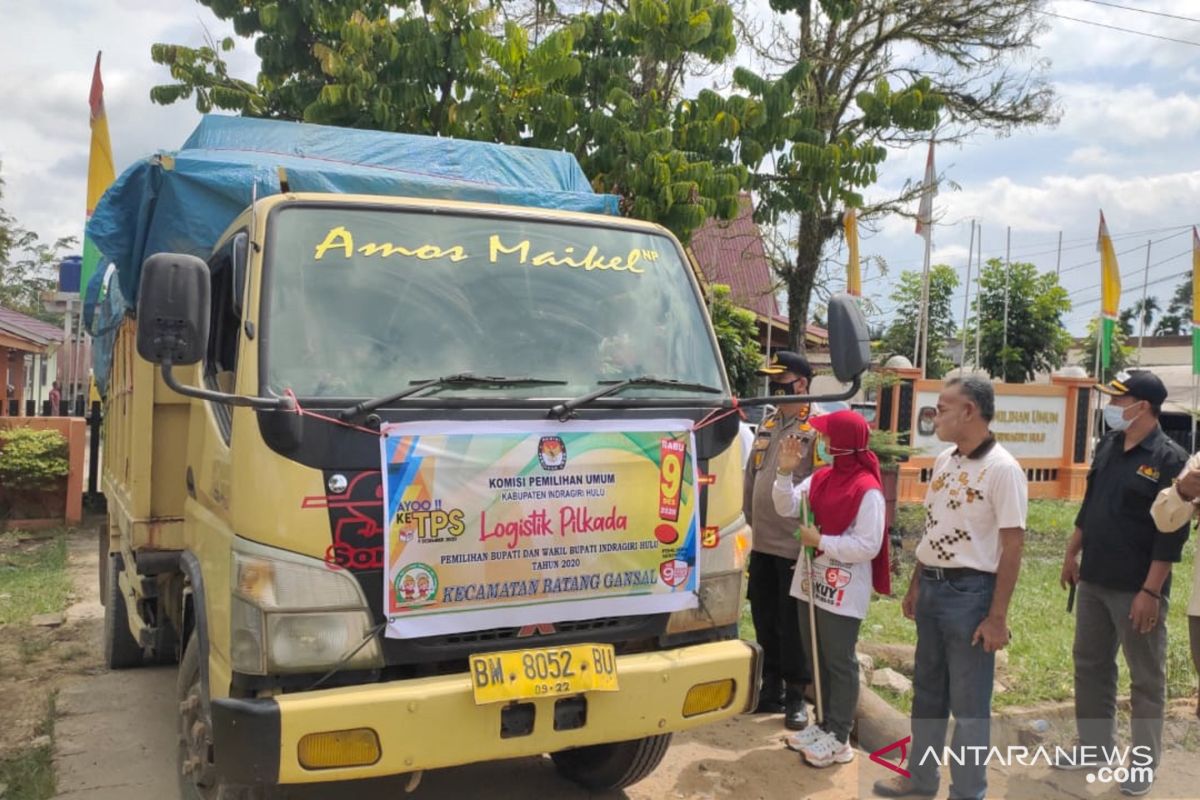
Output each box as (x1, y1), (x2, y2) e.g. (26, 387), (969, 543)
(1150, 449), (1200, 721)
(874, 376), (1027, 800)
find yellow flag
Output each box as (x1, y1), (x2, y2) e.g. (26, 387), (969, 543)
(1098, 211), (1121, 319)
(844, 208), (861, 296)
(1097, 211), (1121, 370)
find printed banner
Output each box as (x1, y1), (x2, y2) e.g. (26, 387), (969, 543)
(381, 419), (700, 638)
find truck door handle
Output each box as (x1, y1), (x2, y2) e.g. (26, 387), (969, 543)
(186, 467), (196, 499)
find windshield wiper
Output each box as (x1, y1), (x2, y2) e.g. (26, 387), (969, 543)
(340, 373), (567, 422)
(550, 375), (723, 421)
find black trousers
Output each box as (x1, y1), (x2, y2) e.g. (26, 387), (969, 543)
(748, 550), (811, 693)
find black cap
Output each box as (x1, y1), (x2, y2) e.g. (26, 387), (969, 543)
(1096, 370), (1168, 405)
(757, 351), (814, 379)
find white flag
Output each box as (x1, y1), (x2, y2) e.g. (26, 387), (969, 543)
(915, 139), (936, 240)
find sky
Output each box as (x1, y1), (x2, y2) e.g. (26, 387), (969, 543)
(2, 0), (1199, 337)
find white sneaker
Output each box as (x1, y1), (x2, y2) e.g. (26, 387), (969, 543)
(785, 724), (826, 752)
(801, 730), (855, 768)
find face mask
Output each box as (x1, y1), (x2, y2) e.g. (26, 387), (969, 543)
(1104, 402), (1141, 431)
(769, 381), (798, 397)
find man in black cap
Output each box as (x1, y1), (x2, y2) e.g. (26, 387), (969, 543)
(742, 351), (814, 729)
(1059, 369), (1189, 796)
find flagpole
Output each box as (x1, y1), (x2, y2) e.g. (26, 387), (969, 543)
(1136, 239), (1151, 366)
(960, 220), (976, 374)
(919, 227), (932, 379)
(1002, 226), (1011, 381)
(975, 226), (983, 369)
(1056, 230), (1063, 277)
(1090, 312), (1103, 462)
(914, 138), (935, 378)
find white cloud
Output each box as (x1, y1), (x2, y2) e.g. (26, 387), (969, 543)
(1056, 82), (1200, 145)
(1042, 0), (1200, 72)
(0, 0), (239, 242)
(1067, 144), (1113, 166)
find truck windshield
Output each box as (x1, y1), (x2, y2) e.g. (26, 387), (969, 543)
(262, 205), (726, 401)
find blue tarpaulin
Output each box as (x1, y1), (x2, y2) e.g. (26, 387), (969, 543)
(87, 114), (618, 309)
(86, 115), (619, 392)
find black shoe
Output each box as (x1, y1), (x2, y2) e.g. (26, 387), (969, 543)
(1120, 778), (1154, 797)
(784, 697), (808, 730)
(872, 777), (937, 798)
(753, 673), (784, 713)
(753, 696), (785, 714)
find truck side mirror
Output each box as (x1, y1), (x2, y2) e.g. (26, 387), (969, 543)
(135, 253), (211, 366)
(826, 293), (871, 383)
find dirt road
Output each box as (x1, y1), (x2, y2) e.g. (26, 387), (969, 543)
(42, 530), (1200, 799)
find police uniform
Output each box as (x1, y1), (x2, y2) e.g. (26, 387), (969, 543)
(743, 352), (816, 724)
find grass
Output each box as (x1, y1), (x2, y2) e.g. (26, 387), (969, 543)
(875, 500), (1197, 708)
(0, 694), (56, 800)
(741, 500), (1199, 710)
(0, 529), (71, 800)
(0, 530), (71, 626)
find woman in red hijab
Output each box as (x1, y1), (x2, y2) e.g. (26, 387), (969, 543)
(773, 410), (889, 768)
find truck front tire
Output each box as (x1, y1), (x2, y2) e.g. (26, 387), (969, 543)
(178, 634), (274, 800)
(550, 734), (672, 791)
(103, 554), (143, 669)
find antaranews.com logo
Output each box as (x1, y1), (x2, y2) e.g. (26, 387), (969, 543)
(868, 738), (1155, 792)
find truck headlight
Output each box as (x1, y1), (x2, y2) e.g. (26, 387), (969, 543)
(231, 541), (383, 675)
(665, 569), (743, 635)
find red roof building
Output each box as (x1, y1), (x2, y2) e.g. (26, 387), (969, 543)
(687, 194), (829, 350)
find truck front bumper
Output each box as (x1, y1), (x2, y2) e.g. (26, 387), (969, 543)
(212, 638), (760, 785)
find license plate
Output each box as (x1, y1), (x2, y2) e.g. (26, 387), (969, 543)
(469, 643), (619, 705)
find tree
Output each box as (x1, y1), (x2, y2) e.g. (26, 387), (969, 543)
(0, 168), (73, 324)
(728, 0), (1056, 352)
(879, 264), (958, 379)
(149, 0), (749, 242)
(1154, 273), (1190, 336)
(708, 284), (763, 397)
(1119, 297), (1159, 338)
(1079, 317), (1131, 383)
(973, 258), (1071, 383)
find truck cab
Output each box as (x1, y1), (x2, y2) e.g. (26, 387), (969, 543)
(100, 191), (865, 795)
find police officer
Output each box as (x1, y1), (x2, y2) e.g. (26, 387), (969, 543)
(743, 351), (814, 729)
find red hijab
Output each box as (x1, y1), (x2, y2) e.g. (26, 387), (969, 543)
(808, 411), (891, 595)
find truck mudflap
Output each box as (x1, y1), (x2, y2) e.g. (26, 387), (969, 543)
(213, 639), (760, 786)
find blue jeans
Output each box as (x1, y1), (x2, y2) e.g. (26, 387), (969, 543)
(908, 569), (996, 800)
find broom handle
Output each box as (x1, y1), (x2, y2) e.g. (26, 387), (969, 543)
(805, 546), (823, 726)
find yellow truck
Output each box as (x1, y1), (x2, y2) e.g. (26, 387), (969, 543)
(91, 117), (869, 797)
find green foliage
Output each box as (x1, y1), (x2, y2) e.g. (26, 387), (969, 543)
(708, 284), (763, 397)
(149, 0), (750, 242)
(0, 167), (74, 324)
(973, 259), (1072, 383)
(0, 429), (70, 490)
(1119, 297), (1159, 338)
(1078, 316), (1132, 384)
(722, 0), (1055, 351)
(1154, 271), (1191, 336)
(868, 428), (915, 468)
(879, 264), (959, 379)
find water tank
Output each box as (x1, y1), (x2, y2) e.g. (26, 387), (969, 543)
(58, 255), (83, 294)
